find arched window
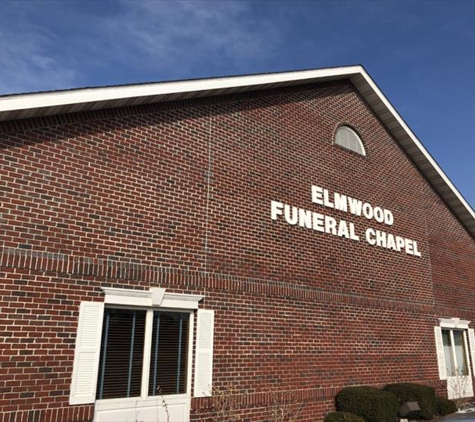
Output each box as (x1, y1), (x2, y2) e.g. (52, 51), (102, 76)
(335, 125), (366, 156)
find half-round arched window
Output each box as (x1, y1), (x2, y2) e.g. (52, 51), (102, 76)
(334, 125), (366, 156)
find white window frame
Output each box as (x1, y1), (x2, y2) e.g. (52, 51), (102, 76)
(435, 318), (475, 400)
(70, 287), (214, 422)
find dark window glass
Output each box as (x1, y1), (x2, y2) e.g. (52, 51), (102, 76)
(149, 312), (189, 396)
(97, 309), (146, 399)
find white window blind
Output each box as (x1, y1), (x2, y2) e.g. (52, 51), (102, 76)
(434, 326), (447, 380)
(468, 329), (475, 375)
(335, 126), (366, 156)
(194, 309), (215, 397)
(70, 301), (105, 405)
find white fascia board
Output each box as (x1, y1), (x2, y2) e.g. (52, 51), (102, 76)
(439, 318), (471, 329)
(102, 287), (152, 307)
(101, 287), (203, 309)
(355, 71), (475, 222)
(0, 66), (363, 114)
(161, 293), (204, 310)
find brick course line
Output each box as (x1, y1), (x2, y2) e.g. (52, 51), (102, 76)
(0, 246), (436, 314)
(190, 379), (441, 411)
(0, 406), (93, 422)
(191, 386), (340, 410)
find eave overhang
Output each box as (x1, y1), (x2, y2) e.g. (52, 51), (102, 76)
(1, 65), (474, 237)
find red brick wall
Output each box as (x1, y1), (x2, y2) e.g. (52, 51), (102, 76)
(424, 185), (475, 317)
(1, 80), (474, 421)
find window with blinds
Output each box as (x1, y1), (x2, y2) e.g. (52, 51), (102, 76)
(69, 292), (212, 411)
(149, 312), (189, 396)
(97, 309), (146, 400)
(97, 309), (189, 400)
(335, 125), (366, 156)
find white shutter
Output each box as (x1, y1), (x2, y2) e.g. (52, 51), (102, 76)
(194, 309), (214, 397)
(468, 329), (475, 376)
(70, 301), (105, 405)
(434, 326), (447, 380)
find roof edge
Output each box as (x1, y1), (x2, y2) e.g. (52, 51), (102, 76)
(351, 70), (475, 226)
(0, 66), (364, 117)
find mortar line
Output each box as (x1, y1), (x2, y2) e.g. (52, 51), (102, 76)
(203, 104), (213, 276)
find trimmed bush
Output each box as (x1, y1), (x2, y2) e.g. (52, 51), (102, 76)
(324, 411), (365, 422)
(436, 396), (457, 416)
(336, 386), (398, 422)
(383, 383), (437, 420)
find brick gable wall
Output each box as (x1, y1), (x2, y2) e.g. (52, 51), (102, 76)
(1, 80), (474, 421)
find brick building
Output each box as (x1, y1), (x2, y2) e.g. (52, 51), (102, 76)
(1, 66), (474, 422)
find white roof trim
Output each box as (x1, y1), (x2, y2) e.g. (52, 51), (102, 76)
(102, 287), (203, 310)
(354, 70), (475, 232)
(439, 318), (471, 329)
(0, 66), (361, 116)
(1, 65), (474, 237)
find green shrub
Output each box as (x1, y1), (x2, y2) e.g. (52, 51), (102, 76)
(383, 383), (437, 420)
(336, 386), (398, 422)
(324, 411), (365, 422)
(436, 396), (457, 416)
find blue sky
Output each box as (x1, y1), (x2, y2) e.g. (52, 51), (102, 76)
(1, 0), (474, 209)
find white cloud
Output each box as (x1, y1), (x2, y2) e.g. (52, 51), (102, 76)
(103, 1), (282, 75)
(0, 4), (77, 94)
(0, 1), (283, 94)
